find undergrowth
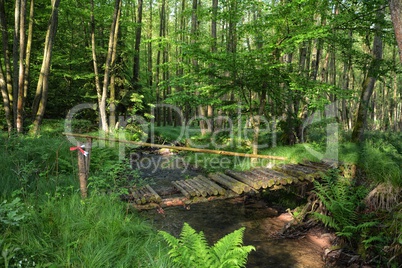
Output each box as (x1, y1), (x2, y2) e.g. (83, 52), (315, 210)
(312, 170), (401, 266)
(0, 129), (173, 267)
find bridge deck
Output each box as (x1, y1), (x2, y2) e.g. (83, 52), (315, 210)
(130, 162), (330, 210)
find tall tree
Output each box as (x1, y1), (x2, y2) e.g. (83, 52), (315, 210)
(31, 0), (61, 135)
(15, 0), (27, 133)
(0, 0), (12, 133)
(389, 0), (402, 62)
(91, 0), (122, 133)
(90, 0), (102, 108)
(351, 5), (385, 142)
(132, 0), (143, 89)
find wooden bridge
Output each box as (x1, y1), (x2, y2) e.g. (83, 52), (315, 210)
(62, 133), (334, 206)
(129, 161), (332, 210)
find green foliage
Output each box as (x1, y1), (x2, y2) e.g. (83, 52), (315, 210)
(88, 159), (145, 196)
(0, 131), (173, 268)
(309, 170), (402, 264)
(160, 223), (255, 268)
(0, 133), (76, 198)
(358, 138), (402, 187)
(312, 170), (376, 240)
(0, 197), (30, 231)
(4, 194), (171, 267)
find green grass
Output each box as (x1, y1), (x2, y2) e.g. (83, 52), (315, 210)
(6, 194), (172, 267)
(0, 132), (78, 198)
(0, 125), (173, 268)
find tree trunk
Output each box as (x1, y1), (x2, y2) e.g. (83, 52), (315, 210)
(12, 0), (20, 127)
(155, 0), (165, 126)
(0, 0), (12, 133)
(30, 0), (60, 135)
(389, 0), (402, 62)
(147, 0), (153, 90)
(351, 7), (384, 143)
(99, 0), (121, 133)
(16, 0), (26, 133)
(109, 0), (121, 131)
(90, 0), (102, 105)
(132, 0), (143, 89)
(251, 90), (267, 164)
(23, 0), (33, 101)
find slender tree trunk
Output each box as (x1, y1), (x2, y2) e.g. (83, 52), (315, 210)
(0, 0), (12, 101)
(109, 2), (121, 131)
(132, 0), (143, 89)
(31, 0), (60, 135)
(90, 0), (102, 105)
(251, 89), (266, 164)
(351, 7), (384, 143)
(0, 0), (12, 133)
(16, 0), (26, 133)
(12, 0), (20, 127)
(147, 0), (153, 90)
(99, 0), (121, 133)
(0, 63), (11, 133)
(23, 0), (33, 101)
(389, 0), (402, 62)
(208, 0), (218, 132)
(155, 0), (165, 126)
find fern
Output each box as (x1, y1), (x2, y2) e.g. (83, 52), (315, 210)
(159, 223), (255, 268)
(208, 227), (255, 268)
(312, 171), (376, 241)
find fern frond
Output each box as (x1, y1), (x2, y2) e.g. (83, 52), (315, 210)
(312, 212), (339, 230)
(161, 223), (254, 268)
(209, 227), (255, 267)
(159, 230), (180, 249)
(160, 223), (211, 268)
(218, 246), (256, 268)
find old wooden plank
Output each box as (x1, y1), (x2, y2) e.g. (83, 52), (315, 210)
(225, 170), (261, 189)
(145, 184), (162, 203)
(131, 188), (143, 204)
(131, 191), (240, 210)
(171, 181), (191, 198)
(217, 172), (253, 193)
(250, 169), (279, 187)
(197, 175), (225, 195)
(275, 164), (321, 181)
(254, 168), (298, 187)
(208, 173), (249, 194)
(248, 170), (270, 188)
(193, 176), (217, 196)
(180, 180), (201, 197)
(188, 178), (209, 197)
(137, 188), (148, 204)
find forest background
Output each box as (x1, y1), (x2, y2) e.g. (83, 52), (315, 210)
(1, 0), (402, 267)
(1, 0), (402, 143)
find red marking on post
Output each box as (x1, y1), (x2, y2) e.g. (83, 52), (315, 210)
(70, 145), (88, 156)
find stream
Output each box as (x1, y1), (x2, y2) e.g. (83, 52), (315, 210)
(133, 150), (334, 267)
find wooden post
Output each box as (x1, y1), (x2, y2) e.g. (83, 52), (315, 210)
(76, 138), (92, 198)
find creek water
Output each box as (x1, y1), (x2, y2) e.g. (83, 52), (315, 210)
(141, 198), (330, 268)
(134, 151), (332, 267)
